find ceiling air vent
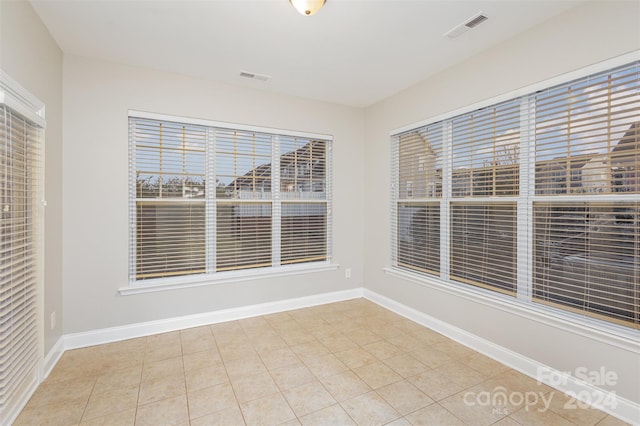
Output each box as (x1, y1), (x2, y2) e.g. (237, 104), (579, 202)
(239, 70), (272, 82)
(443, 12), (488, 39)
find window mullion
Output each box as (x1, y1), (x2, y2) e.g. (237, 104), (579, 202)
(272, 135), (281, 267)
(391, 135), (399, 266)
(128, 118), (137, 284)
(517, 95), (535, 302)
(206, 128), (216, 273)
(441, 120), (452, 281)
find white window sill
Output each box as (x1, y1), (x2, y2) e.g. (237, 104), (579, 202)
(119, 262), (339, 296)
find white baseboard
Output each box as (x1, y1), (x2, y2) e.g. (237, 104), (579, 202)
(64, 287), (363, 350)
(363, 288), (640, 426)
(34, 286), (637, 425)
(42, 337), (65, 380)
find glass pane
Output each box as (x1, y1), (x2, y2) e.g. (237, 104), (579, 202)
(533, 202), (639, 326)
(281, 203), (327, 264)
(397, 202), (440, 274)
(135, 202), (206, 280)
(450, 202), (517, 294)
(398, 124), (443, 199)
(452, 101), (520, 197)
(280, 137), (327, 200)
(216, 202), (272, 271)
(535, 63), (639, 195)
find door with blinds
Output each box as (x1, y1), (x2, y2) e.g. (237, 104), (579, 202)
(0, 74), (44, 422)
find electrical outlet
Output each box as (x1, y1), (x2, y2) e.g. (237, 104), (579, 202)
(345, 268), (352, 279)
(50, 312), (56, 330)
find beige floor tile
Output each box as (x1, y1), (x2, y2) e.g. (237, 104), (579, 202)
(317, 332), (359, 353)
(270, 362), (316, 390)
(138, 372), (186, 405)
(279, 329), (317, 346)
(80, 408), (136, 425)
(290, 340), (331, 361)
(231, 371), (280, 403)
(383, 353), (429, 378)
(320, 370), (371, 402)
(508, 400), (575, 426)
(364, 340), (404, 361)
(82, 384), (139, 421)
(283, 380), (336, 417)
(15, 300), (618, 426)
(333, 347), (377, 370)
(259, 347), (300, 370)
(93, 365), (142, 395)
(408, 346), (452, 369)
(597, 415), (633, 426)
(409, 369), (469, 401)
(410, 328), (448, 345)
(546, 392), (609, 425)
(144, 343), (182, 363)
(435, 360), (488, 388)
(439, 388), (510, 426)
(303, 353), (349, 379)
(354, 361), (403, 389)
(340, 390), (400, 426)
(141, 356), (184, 382)
(299, 403), (356, 426)
(224, 354), (268, 380)
(251, 334), (288, 353)
(26, 376), (95, 408)
(182, 349), (222, 372)
(218, 343), (258, 362)
(491, 417), (523, 426)
(190, 404), (246, 426)
(377, 380), (434, 415)
(344, 328), (383, 346)
(135, 394), (190, 426)
(187, 382), (238, 419)
(387, 332), (424, 352)
(386, 418), (412, 426)
(185, 365), (229, 393)
(432, 339), (477, 360)
(240, 392), (296, 426)
(14, 397), (87, 426)
(483, 369), (552, 396)
(404, 403), (465, 426)
(460, 352), (509, 378)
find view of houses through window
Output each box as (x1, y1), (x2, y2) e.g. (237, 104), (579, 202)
(130, 115), (331, 283)
(393, 61), (639, 329)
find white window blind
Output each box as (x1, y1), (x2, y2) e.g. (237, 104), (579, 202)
(130, 114), (332, 284)
(532, 62), (639, 327)
(394, 126), (442, 275)
(132, 119), (206, 279)
(0, 73), (44, 422)
(216, 129), (273, 271)
(391, 60), (639, 329)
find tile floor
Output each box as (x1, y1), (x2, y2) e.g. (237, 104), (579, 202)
(15, 298), (627, 426)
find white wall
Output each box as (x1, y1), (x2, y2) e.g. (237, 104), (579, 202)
(62, 55), (365, 334)
(364, 0), (640, 404)
(0, 0), (64, 357)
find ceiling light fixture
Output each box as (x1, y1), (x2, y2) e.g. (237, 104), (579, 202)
(290, 0), (326, 16)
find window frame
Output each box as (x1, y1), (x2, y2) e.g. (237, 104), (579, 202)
(124, 110), (335, 295)
(390, 51), (640, 333)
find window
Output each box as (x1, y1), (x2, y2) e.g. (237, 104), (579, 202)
(130, 113), (331, 285)
(0, 72), (45, 421)
(391, 60), (639, 329)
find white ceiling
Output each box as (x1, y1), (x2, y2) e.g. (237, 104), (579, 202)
(30, 0), (583, 108)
